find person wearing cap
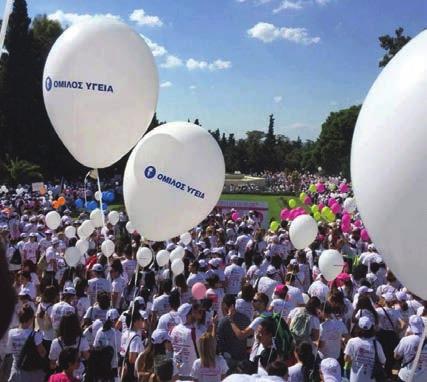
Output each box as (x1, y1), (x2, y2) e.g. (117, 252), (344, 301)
(157, 289), (182, 334)
(44, 238), (61, 280)
(320, 358), (342, 382)
(39, 230), (53, 253)
(187, 261), (207, 289)
(206, 257), (225, 286)
(87, 263), (112, 305)
(235, 227), (251, 259)
(110, 259), (127, 310)
(375, 270), (401, 299)
(170, 302), (203, 379)
(22, 232), (39, 264)
(395, 291), (422, 325)
(224, 255), (245, 296)
(257, 265), (279, 304)
(269, 284), (292, 320)
(352, 285), (374, 309)
(344, 316), (386, 382)
(18, 270), (36, 300)
(375, 291), (405, 378)
(307, 273), (330, 304)
(284, 273), (305, 309)
(50, 287), (76, 333)
(394, 315), (427, 381)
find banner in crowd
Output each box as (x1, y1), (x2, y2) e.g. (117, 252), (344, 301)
(216, 200), (269, 227)
(32, 182), (46, 195)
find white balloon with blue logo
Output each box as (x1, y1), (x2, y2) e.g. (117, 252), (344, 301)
(124, 122), (225, 241)
(43, 18), (158, 169)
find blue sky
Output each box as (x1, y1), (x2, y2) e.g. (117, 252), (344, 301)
(3, 0), (427, 140)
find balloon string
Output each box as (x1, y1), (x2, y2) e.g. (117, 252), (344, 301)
(83, 173), (88, 206)
(96, 169), (106, 227)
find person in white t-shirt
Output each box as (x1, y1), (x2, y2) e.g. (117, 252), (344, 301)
(269, 284), (293, 321)
(307, 274), (330, 303)
(157, 290), (182, 334)
(152, 279), (173, 319)
(191, 332), (228, 382)
(320, 358), (342, 382)
(110, 259), (126, 310)
(257, 266), (279, 303)
(22, 233), (38, 264)
(235, 229), (251, 258)
(224, 256), (245, 295)
(50, 287), (76, 332)
(121, 246), (137, 281)
(344, 316), (386, 382)
(288, 342), (320, 382)
(87, 264), (112, 305)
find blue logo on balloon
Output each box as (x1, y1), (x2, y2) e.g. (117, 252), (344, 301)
(45, 76), (52, 91)
(144, 166), (156, 179)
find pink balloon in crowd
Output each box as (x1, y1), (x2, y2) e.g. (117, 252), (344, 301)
(354, 219), (362, 228)
(331, 203), (341, 215)
(318, 203), (325, 211)
(342, 213), (351, 225)
(341, 223), (351, 233)
(360, 229), (370, 241)
(192, 282), (207, 300)
(231, 212), (239, 222)
(304, 196), (312, 205)
(280, 208), (289, 221)
(316, 183), (325, 193)
(328, 198), (336, 207)
(339, 183), (349, 193)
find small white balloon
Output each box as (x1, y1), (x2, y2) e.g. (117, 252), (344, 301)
(170, 246), (185, 263)
(76, 239), (89, 254)
(136, 247), (153, 267)
(108, 210), (120, 225)
(79, 220), (95, 239)
(101, 239), (115, 258)
(343, 197), (357, 213)
(319, 249), (344, 281)
(126, 221), (135, 234)
(171, 258), (184, 275)
(289, 215), (318, 250)
(64, 226), (76, 239)
(90, 208), (103, 228)
(94, 191), (101, 201)
(180, 232), (192, 246)
(45, 211), (61, 230)
(156, 250), (170, 267)
(64, 247), (82, 267)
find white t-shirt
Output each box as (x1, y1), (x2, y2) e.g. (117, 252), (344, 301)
(288, 363), (303, 382)
(187, 273), (206, 289)
(157, 311), (182, 334)
(23, 242), (38, 263)
(236, 299), (254, 321)
(36, 302), (55, 341)
(190, 355), (229, 382)
(319, 317), (348, 359)
(224, 264), (245, 295)
(286, 285), (305, 308)
(121, 259), (137, 280)
(7, 328), (42, 364)
(269, 298), (293, 320)
(376, 306), (402, 331)
(171, 323), (198, 377)
(111, 275), (126, 309)
(93, 327), (122, 368)
(395, 334), (427, 382)
(257, 277), (278, 303)
(76, 296), (91, 320)
(152, 294), (171, 316)
(88, 277), (112, 305)
(120, 330), (144, 357)
(307, 280), (330, 303)
(235, 234), (251, 257)
(50, 301), (75, 331)
(83, 306), (108, 323)
(344, 337), (386, 382)
(45, 247), (59, 272)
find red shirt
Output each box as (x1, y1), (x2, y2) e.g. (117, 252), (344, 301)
(48, 372), (76, 382)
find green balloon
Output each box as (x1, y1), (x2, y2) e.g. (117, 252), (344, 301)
(299, 192), (307, 201)
(309, 184), (316, 193)
(311, 205), (319, 214)
(270, 221), (280, 232)
(289, 199), (297, 208)
(314, 212), (321, 221)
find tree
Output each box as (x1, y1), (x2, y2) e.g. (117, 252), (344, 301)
(194, 118), (201, 126)
(379, 27), (411, 68)
(1, 155), (43, 183)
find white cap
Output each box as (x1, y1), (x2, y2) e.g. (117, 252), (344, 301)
(382, 292), (395, 302)
(166, 243), (176, 252)
(106, 309), (119, 321)
(92, 264), (104, 273)
(358, 286), (373, 294)
(358, 316), (373, 330)
(320, 358), (342, 382)
(198, 259), (207, 268)
(266, 265), (278, 275)
(92, 319), (103, 333)
(209, 258), (221, 268)
(151, 329), (172, 344)
(409, 315), (424, 335)
(177, 303), (192, 320)
(396, 291), (408, 302)
(63, 286), (76, 295)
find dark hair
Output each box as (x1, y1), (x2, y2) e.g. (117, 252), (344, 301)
(22, 260), (37, 273)
(267, 360), (288, 378)
(297, 342), (319, 382)
(75, 278), (88, 298)
(370, 262), (380, 274)
(160, 279), (173, 295)
(58, 347), (79, 371)
(306, 297), (321, 317)
(354, 295), (378, 325)
(110, 258), (123, 274)
(206, 274), (219, 288)
(41, 285), (58, 304)
(222, 294), (236, 308)
(260, 317), (276, 336)
(386, 270), (396, 283)
(271, 255), (282, 269)
(155, 359), (174, 381)
(19, 270), (31, 281)
(18, 304), (34, 324)
(126, 309), (144, 328)
(169, 289), (181, 310)
(255, 293), (269, 308)
(174, 274), (188, 291)
(241, 284), (255, 302)
(59, 314), (82, 346)
(97, 291), (110, 310)
(253, 254), (263, 266)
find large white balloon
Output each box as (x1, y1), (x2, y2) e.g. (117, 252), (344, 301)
(289, 215), (318, 250)
(156, 250), (170, 267)
(43, 19), (158, 169)
(78, 220), (95, 239)
(170, 246), (185, 262)
(318, 250), (344, 281)
(343, 197), (357, 214)
(64, 226), (76, 239)
(45, 211), (61, 230)
(101, 239), (115, 258)
(124, 122), (225, 241)
(171, 259), (184, 275)
(76, 239), (89, 255)
(180, 232), (192, 246)
(90, 208), (104, 228)
(108, 211), (120, 226)
(136, 247), (153, 267)
(64, 247), (82, 267)
(351, 31), (427, 298)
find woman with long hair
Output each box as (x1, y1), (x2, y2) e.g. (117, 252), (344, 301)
(351, 294), (378, 331)
(287, 342), (320, 382)
(190, 332), (228, 382)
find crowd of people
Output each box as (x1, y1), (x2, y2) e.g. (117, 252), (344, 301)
(0, 174), (425, 382)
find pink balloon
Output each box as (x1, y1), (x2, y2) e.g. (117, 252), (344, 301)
(354, 219), (362, 228)
(192, 282), (207, 300)
(304, 196), (312, 205)
(341, 223), (351, 233)
(339, 183), (349, 193)
(361, 229), (370, 241)
(331, 203), (341, 215)
(289, 209), (297, 220)
(316, 183), (325, 193)
(318, 203), (325, 211)
(328, 198), (336, 207)
(231, 212), (239, 222)
(280, 208), (289, 221)
(342, 213), (351, 225)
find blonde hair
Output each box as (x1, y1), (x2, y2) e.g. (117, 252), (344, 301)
(199, 332), (216, 368)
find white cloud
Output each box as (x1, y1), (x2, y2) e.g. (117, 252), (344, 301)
(47, 10), (121, 26)
(274, 96), (283, 103)
(315, 0), (331, 5)
(160, 81), (172, 88)
(189, 85), (197, 90)
(160, 55), (183, 68)
(140, 34), (167, 57)
(186, 58), (232, 71)
(247, 22), (320, 45)
(129, 9), (163, 27)
(273, 0), (303, 13)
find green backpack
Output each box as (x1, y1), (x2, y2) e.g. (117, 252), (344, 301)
(289, 309), (312, 345)
(260, 312), (294, 360)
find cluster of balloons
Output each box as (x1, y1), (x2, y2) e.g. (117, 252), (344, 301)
(94, 191), (115, 203)
(123, 122), (225, 241)
(51, 196), (66, 209)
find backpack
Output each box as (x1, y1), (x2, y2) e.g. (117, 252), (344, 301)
(17, 331), (46, 371)
(260, 312), (294, 360)
(289, 309), (312, 345)
(10, 248), (22, 265)
(85, 345), (115, 380)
